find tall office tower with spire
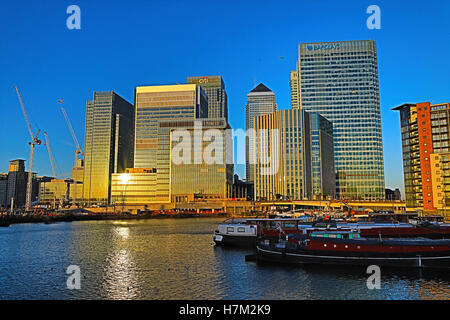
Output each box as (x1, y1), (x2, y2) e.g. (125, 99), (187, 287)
(83, 91), (134, 206)
(187, 76), (228, 121)
(293, 40), (385, 200)
(245, 83), (277, 184)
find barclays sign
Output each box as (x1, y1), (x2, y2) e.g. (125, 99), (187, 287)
(307, 43), (341, 51)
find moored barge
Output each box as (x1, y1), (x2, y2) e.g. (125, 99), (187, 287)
(214, 215), (450, 248)
(256, 230), (450, 269)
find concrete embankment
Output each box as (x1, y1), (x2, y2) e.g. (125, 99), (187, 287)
(0, 212), (230, 226)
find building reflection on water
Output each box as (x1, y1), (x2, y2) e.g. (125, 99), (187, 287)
(2, 218), (448, 300)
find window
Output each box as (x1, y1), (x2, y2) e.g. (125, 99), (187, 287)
(227, 227), (234, 233)
(237, 227), (245, 233)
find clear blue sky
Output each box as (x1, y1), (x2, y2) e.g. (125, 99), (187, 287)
(1, 0), (449, 197)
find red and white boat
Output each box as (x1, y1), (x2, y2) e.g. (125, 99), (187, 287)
(256, 230), (450, 269)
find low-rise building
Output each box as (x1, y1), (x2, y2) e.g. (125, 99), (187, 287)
(6, 159), (38, 208)
(39, 179), (70, 207)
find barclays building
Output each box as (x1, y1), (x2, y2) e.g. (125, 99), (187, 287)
(293, 40), (385, 200)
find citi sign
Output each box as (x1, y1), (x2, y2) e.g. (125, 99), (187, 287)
(307, 43), (341, 51)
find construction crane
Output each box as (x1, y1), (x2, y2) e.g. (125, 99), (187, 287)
(14, 85), (41, 211)
(43, 132), (57, 178)
(59, 101), (83, 164)
(59, 100), (83, 207)
(43, 131), (69, 208)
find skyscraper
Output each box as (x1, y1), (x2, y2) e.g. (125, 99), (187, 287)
(169, 118), (234, 202)
(254, 109), (335, 201)
(307, 112), (336, 199)
(245, 83), (277, 184)
(187, 76), (228, 120)
(83, 91), (134, 205)
(111, 84), (208, 204)
(294, 40), (385, 200)
(134, 84), (208, 169)
(393, 102), (450, 213)
(290, 71), (299, 109)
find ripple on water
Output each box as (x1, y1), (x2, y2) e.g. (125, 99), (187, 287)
(0, 218), (449, 300)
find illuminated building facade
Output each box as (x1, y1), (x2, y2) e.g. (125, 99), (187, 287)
(39, 179), (70, 206)
(294, 40), (385, 200)
(83, 91), (134, 205)
(187, 76), (228, 120)
(169, 119), (234, 201)
(111, 168), (157, 205)
(254, 109), (335, 201)
(70, 159), (84, 205)
(134, 84), (208, 169)
(394, 102), (450, 213)
(112, 119), (233, 205)
(111, 85), (209, 205)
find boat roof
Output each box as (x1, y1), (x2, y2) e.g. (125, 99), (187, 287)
(246, 218), (311, 222)
(311, 230), (358, 234)
(222, 218), (249, 224)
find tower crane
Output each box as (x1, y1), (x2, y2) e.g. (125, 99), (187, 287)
(43, 132), (57, 178)
(59, 100), (83, 207)
(59, 102), (83, 164)
(14, 85), (41, 211)
(43, 131), (66, 208)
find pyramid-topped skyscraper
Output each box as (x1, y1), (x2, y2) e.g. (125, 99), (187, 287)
(245, 83), (277, 184)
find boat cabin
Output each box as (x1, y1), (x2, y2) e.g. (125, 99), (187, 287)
(310, 231), (361, 240)
(353, 212), (418, 223)
(216, 218), (257, 237)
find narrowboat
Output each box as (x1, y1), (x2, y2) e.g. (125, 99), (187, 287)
(256, 230), (450, 269)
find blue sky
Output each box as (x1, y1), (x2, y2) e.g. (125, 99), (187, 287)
(0, 0), (449, 196)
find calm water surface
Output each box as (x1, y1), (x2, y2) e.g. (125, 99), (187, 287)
(0, 218), (449, 300)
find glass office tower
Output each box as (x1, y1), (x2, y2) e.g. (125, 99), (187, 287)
(295, 40), (385, 200)
(254, 109), (335, 201)
(112, 84), (208, 204)
(307, 112), (336, 199)
(83, 91), (134, 205)
(245, 83), (277, 184)
(187, 76), (228, 121)
(168, 118), (234, 202)
(134, 84), (208, 169)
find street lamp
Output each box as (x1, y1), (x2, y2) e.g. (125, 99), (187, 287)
(120, 173), (130, 214)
